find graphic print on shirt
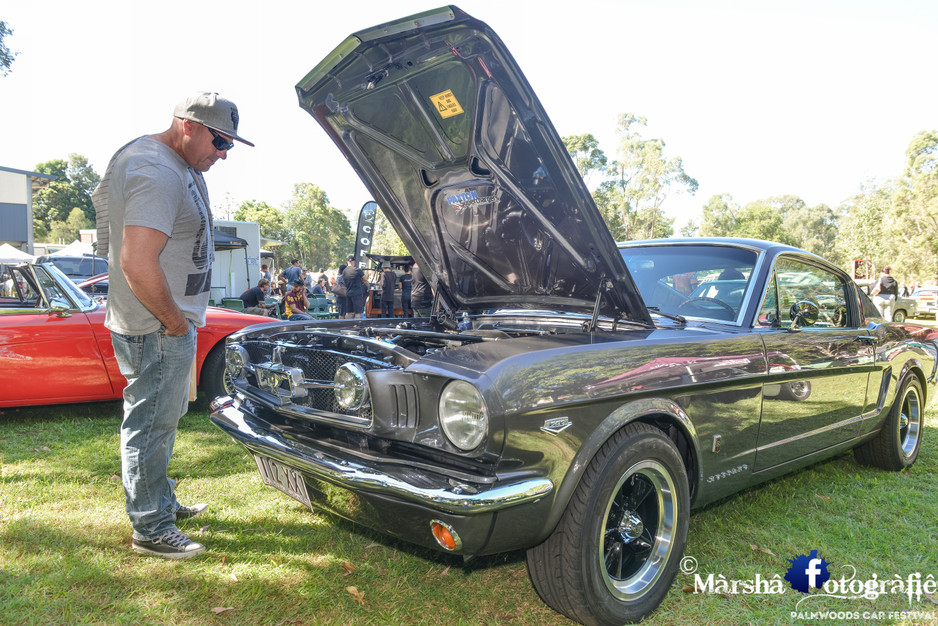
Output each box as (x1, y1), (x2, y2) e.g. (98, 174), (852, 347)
(185, 173), (214, 296)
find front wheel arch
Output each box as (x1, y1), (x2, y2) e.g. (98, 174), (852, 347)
(542, 401), (700, 545)
(854, 372), (925, 470)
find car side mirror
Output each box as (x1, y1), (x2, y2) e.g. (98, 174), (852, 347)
(789, 300), (819, 331)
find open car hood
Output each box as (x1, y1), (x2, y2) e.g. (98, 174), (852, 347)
(296, 6), (652, 325)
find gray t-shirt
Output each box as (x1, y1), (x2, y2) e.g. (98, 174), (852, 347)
(92, 136), (214, 335)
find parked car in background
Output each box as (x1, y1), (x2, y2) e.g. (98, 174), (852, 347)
(892, 294), (918, 322)
(209, 8), (938, 625)
(0, 262), (267, 408)
(77, 272), (109, 299)
(35, 254), (109, 284)
(911, 287), (938, 319)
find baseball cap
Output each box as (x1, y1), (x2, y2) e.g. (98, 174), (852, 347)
(174, 92), (255, 147)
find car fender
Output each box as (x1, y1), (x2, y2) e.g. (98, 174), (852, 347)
(540, 396), (701, 539)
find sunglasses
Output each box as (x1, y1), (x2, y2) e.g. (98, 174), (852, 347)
(205, 126), (235, 151)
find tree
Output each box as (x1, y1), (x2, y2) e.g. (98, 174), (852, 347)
(891, 131), (938, 280)
(48, 208), (93, 245)
(232, 200), (288, 243)
(834, 182), (892, 272)
(694, 193), (740, 237)
(781, 198), (841, 263)
(562, 133), (607, 185)
(0, 21), (17, 77)
(603, 114), (696, 240)
(32, 154), (101, 239)
(371, 209), (409, 256)
(279, 183), (353, 270)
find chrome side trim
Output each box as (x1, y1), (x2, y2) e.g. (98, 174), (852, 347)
(211, 401), (553, 515)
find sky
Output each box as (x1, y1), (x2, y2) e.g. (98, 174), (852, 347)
(1, 0), (936, 234)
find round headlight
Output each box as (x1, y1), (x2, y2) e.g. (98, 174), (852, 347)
(438, 380), (488, 450)
(225, 345), (250, 380)
(334, 363), (369, 410)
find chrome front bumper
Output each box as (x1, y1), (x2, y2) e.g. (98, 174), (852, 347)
(210, 396), (553, 515)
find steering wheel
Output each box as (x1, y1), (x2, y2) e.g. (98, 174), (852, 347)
(676, 296), (736, 319)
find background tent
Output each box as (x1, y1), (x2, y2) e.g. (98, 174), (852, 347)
(50, 240), (96, 257)
(0, 243), (35, 263)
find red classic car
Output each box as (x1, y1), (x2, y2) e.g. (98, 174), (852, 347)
(0, 262), (266, 408)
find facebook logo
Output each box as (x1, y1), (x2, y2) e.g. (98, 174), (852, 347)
(785, 550), (831, 593)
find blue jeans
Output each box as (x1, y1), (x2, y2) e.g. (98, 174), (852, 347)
(111, 324), (196, 541)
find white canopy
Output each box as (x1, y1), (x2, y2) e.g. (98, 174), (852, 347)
(0, 243), (35, 263)
(50, 240), (96, 257)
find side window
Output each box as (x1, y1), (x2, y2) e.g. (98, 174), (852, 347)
(758, 257), (850, 328)
(756, 273), (779, 327)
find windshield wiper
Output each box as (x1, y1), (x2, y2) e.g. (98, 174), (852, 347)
(646, 306), (686, 325)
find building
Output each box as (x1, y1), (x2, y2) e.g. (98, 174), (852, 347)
(0, 165), (56, 254)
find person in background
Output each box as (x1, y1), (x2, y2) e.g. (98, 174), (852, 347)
(260, 264), (272, 283)
(379, 262), (397, 317)
(870, 266), (899, 321)
(302, 268), (313, 292)
(399, 264), (413, 317)
(92, 91), (253, 559)
(240, 278), (273, 316)
(342, 256), (366, 319)
(280, 259), (302, 284)
(411, 262), (433, 317)
(311, 279), (326, 297)
(333, 262), (347, 318)
(284, 279), (312, 320)
(317, 267), (328, 285)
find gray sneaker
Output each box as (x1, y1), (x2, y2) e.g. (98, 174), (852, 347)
(132, 529), (206, 559)
(175, 503), (208, 521)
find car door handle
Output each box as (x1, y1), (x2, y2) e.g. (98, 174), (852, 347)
(855, 335), (877, 344)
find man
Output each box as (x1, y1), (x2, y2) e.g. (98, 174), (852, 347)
(341, 256), (366, 319)
(310, 279), (326, 297)
(399, 264), (413, 317)
(411, 262), (433, 317)
(379, 262), (397, 317)
(284, 279), (312, 320)
(92, 91), (253, 559)
(871, 266), (899, 321)
(280, 259), (302, 284)
(240, 278), (272, 316)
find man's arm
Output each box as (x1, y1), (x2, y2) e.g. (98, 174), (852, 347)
(120, 225), (189, 335)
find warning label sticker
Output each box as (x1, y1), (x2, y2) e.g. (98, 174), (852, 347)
(429, 90), (464, 119)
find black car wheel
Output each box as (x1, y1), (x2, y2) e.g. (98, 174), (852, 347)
(527, 422), (689, 625)
(854, 374), (924, 470)
(201, 343), (233, 401)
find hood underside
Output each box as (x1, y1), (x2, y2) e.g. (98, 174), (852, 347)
(296, 5), (652, 325)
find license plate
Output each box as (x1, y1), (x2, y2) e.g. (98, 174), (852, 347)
(253, 454), (312, 508)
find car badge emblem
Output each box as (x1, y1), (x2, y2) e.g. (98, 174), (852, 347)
(540, 417), (571, 434)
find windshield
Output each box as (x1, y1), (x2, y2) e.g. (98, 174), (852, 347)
(35, 264), (95, 310)
(619, 244), (759, 323)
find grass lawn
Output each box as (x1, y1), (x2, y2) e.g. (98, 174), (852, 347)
(1, 395), (936, 625)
